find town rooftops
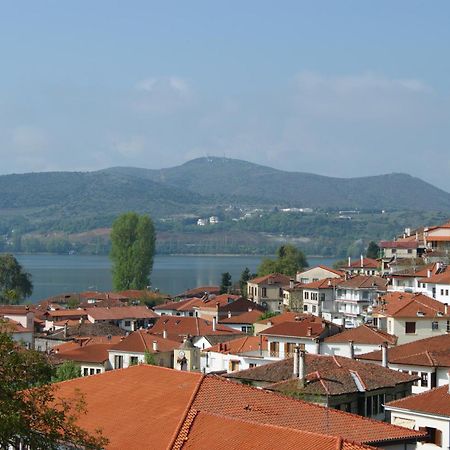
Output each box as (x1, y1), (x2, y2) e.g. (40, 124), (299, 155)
(248, 273), (292, 286)
(151, 316), (241, 339)
(154, 294), (242, 312)
(174, 285), (220, 298)
(86, 306), (158, 321)
(50, 365), (425, 448)
(373, 292), (450, 319)
(299, 265), (345, 276)
(418, 263), (450, 285)
(358, 334), (450, 367)
(226, 354), (416, 396)
(323, 324), (397, 346)
(386, 384), (450, 417)
(0, 305), (32, 315)
(337, 275), (387, 290)
(109, 330), (181, 354)
(0, 317), (32, 333)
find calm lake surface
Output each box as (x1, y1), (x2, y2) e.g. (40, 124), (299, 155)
(14, 254), (338, 302)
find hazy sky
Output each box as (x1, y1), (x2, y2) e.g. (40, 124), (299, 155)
(1, 1), (449, 190)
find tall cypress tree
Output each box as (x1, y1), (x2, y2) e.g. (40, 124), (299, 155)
(110, 212), (156, 290)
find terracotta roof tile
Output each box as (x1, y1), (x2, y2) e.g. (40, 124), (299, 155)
(219, 309), (263, 324)
(386, 384), (450, 417)
(346, 258), (379, 269)
(337, 275), (386, 290)
(205, 336), (267, 354)
(302, 277), (343, 289)
(86, 306), (158, 321)
(255, 311), (311, 326)
(248, 273), (292, 286)
(109, 330), (180, 353)
(358, 333), (450, 367)
(324, 324), (397, 345)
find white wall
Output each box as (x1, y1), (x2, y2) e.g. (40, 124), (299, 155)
(321, 342), (381, 358)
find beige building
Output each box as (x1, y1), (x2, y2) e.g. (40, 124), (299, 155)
(296, 265), (343, 284)
(373, 292), (450, 345)
(247, 273), (291, 313)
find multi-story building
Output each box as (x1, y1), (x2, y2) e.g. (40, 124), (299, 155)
(247, 273), (291, 313)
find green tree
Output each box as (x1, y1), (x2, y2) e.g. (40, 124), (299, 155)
(110, 212), (156, 290)
(366, 241), (380, 259)
(239, 267), (252, 297)
(220, 272), (232, 294)
(0, 253), (33, 304)
(0, 331), (107, 449)
(144, 350), (156, 365)
(257, 245), (308, 277)
(53, 360), (81, 382)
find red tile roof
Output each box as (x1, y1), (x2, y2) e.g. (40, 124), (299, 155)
(205, 336), (267, 354)
(86, 306), (158, 321)
(297, 265), (345, 277)
(109, 330), (180, 353)
(151, 316), (241, 339)
(255, 311), (310, 326)
(248, 273), (292, 286)
(260, 320), (328, 339)
(386, 384), (450, 417)
(379, 241), (418, 249)
(219, 309), (263, 325)
(337, 275), (387, 290)
(0, 317), (32, 334)
(373, 292), (450, 319)
(346, 258), (379, 269)
(176, 410), (377, 450)
(324, 324), (397, 345)
(175, 286), (220, 298)
(302, 277), (342, 289)
(51, 365), (425, 448)
(358, 333), (450, 367)
(418, 265), (450, 284)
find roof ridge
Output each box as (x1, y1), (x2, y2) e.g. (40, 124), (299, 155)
(138, 330), (149, 352)
(168, 376), (205, 449)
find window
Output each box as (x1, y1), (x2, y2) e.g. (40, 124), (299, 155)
(130, 356), (139, 366)
(304, 291), (309, 300)
(407, 249), (412, 254)
(420, 372), (428, 387)
(230, 360), (240, 372)
(269, 341), (280, 357)
(312, 305), (317, 313)
(261, 287), (267, 297)
(286, 342), (296, 356)
(392, 249), (397, 254)
(320, 293), (325, 302)
(447, 320), (450, 333)
(405, 322), (416, 334)
(83, 368), (89, 376)
(362, 291), (369, 300)
(89, 368), (95, 375)
(303, 305), (308, 312)
(441, 289), (444, 296)
(432, 321), (439, 330)
(249, 363), (256, 368)
(411, 371), (419, 386)
(124, 320), (131, 327)
(419, 427), (442, 447)
(96, 369), (101, 374)
(446, 289), (449, 296)
(114, 355), (123, 369)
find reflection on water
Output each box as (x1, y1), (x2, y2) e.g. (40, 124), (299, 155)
(14, 254), (337, 302)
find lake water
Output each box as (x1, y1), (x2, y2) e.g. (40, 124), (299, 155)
(14, 254), (338, 302)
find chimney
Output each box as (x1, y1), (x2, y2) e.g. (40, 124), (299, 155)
(152, 340), (158, 352)
(360, 254), (364, 267)
(427, 269), (432, 278)
(445, 303), (449, 316)
(315, 338), (320, 354)
(212, 316), (217, 332)
(228, 311), (232, 318)
(381, 342), (388, 368)
(298, 349), (306, 387)
(163, 329), (168, 339)
(348, 256), (351, 267)
(349, 340), (355, 359)
(293, 345), (300, 377)
(290, 279), (294, 289)
(63, 321), (68, 339)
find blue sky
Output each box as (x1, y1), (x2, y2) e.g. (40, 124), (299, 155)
(1, 1), (449, 190)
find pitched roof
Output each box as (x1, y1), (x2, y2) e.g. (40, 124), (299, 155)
(226, 354), (416, 395)
(0, 305), (32, 315)
(337, 275), (387, 290)
(248, 273), (292, 286)
(86, 306), (158, 321)
(418, 264), (450, 284)
(174, 286), (220, 298)
(260, 320), (328, 339)
(297, 265), (345, 277)
(51, 365), (424, 448)
(255, 311), (310, 326)
(204, 336), (267, 354)
(219, 309), (263, 325)
(51, 336), (123, 363)
(358, 333), (450, 367)
(176, 410), (376, 450)
(302, 277), (343, 289)
(373, 292), (450, 319)
(379, 241), (418, 249)
(386, 384), (450, 417)
(323, 324), (397, 345)
(151, 316), (241, 339)
(0, 317), (32, 334)
(108, 330), (180, 353)
(346, 258), (379, 269)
